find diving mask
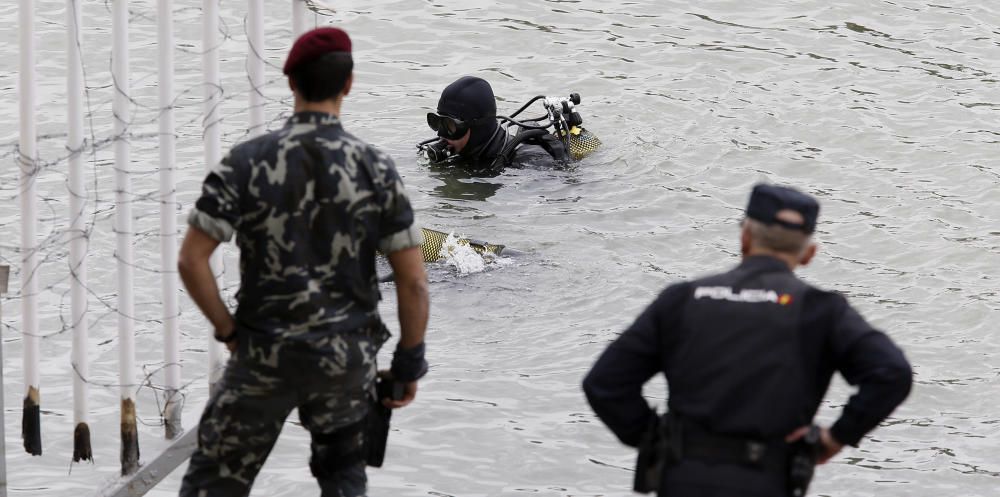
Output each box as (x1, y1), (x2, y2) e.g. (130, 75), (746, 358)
(426, 112), (493, 140)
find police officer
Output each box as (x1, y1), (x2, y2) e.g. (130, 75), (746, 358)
(177, 27), (430, 497)
(424, 76), (570, 175)
(583, 184), (913, 496)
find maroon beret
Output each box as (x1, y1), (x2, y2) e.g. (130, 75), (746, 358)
(283, 27), (352, 75)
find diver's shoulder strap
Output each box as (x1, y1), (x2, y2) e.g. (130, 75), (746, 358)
(495, 127), (566, 168)
(530, 132), (570, 161)
(488, 132), (517, 172)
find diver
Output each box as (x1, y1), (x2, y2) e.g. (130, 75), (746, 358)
(418, 76), (601, 176)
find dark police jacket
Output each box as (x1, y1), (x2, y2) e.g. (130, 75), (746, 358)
(583, 255), (912, 449)
(452, 125), (570, 176)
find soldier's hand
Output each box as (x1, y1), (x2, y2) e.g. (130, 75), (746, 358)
(376, 370), (418, 409)
(214, 319), (238, 353)
(384, 381), (417, 409)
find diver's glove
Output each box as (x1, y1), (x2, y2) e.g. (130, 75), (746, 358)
(391, 342), (428, 382)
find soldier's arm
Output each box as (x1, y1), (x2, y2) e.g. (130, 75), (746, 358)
(381, 246), (428, 409)
(373, 148), (429, 408)
(373, 151), (426, 351)
(181, 152), (244, 350)
(178, 226), (235, 349)
(372, 148), (426, 351)
(828, 302), (913, 447)
(582, 284), (687, 447)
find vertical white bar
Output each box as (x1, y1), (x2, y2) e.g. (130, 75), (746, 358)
(18, 0), (42, 458)
(113, 0), (139, 475)
(0, 266), (10, 496)
(203, 0), (225, 385)
(292, 0), (307, 38)
(158, 0), (182, 438)
(67, 0), (92, 462)
(248, 0), (266, 137)
(113, 0), (134, 407)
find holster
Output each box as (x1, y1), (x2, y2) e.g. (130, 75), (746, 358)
(787, 425), (821, 497)
(633, 411), (682, 493)
(364, 377), (397, 467)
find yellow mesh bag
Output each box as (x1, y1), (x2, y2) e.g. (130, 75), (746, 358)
(419, 228), (505, 262)
(564, 126), (602, 160)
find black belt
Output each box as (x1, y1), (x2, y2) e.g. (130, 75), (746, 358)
(680, 425), (788, 473)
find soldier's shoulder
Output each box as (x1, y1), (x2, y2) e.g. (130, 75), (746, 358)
(364, 140), (396, 164)
(327, 130), (391, 160)
(333, 127), (365, 146)
(356, 141), (399, 175)
(230, 129), (283, 161)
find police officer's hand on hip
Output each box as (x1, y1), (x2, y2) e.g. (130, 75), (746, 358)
(583, 183), (912, 497)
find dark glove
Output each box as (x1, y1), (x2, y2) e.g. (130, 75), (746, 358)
(390, 342), (428, 382)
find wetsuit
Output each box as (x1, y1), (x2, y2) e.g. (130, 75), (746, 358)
(444, 124), (570, 176)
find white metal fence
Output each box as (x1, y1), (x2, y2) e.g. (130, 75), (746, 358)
(4, 1), (329, 494)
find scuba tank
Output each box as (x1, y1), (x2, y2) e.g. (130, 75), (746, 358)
(418, 92), (602, 164)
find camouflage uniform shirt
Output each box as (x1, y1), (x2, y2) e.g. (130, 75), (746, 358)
(188, 111), (423, 340)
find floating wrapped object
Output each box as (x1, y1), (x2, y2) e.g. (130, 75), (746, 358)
(419, 228), (505, 262)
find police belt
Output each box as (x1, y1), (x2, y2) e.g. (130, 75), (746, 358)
(679, 422), (789, 473)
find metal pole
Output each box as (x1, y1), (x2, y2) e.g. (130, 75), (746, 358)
(67, 0), (92, 463)
(292, 0), (307, 38)
(1, 265), (10, 496)
(113, 0), (139, 476)
(158, 0), (182, 440)
(248, 0), (265, 138)
(202, 0), (225, 386)
(18, 0), (42, 458)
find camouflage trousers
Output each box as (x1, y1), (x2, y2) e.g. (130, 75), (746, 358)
(179, 327), (382, 497)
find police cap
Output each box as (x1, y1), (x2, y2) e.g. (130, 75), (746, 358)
(283, 27), (352, 75)
(745, 184), (820, 234)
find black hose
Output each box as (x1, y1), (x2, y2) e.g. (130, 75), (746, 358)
(497, 116), (551, 130)
(509, 95), (546, 118)
(417, 136), (439, 148)
(503, 128), (547, 153)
